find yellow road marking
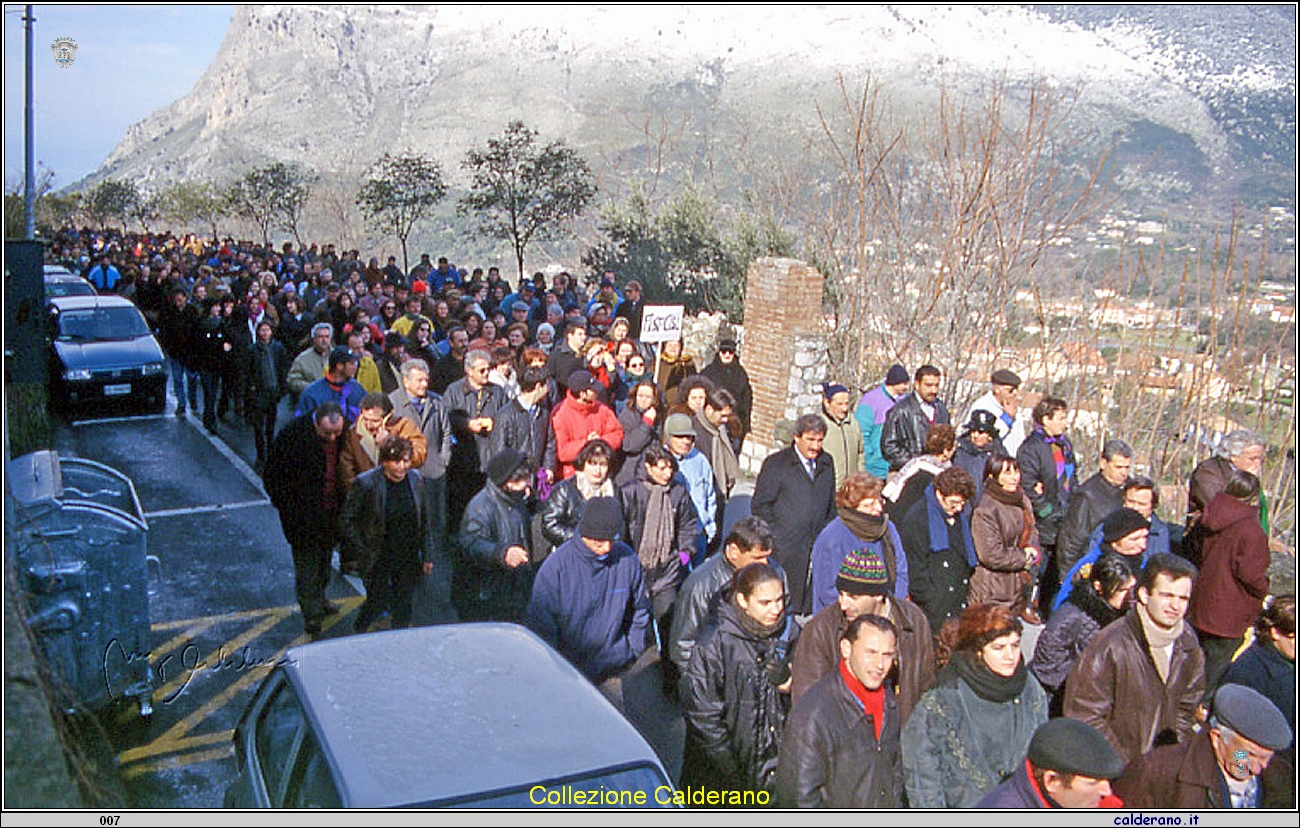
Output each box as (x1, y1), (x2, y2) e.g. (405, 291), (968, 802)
(120, 744), (235, 779)
(118, 597), (364, 768)
(152, 605), (297, 631)
(150, 606), (294, 702)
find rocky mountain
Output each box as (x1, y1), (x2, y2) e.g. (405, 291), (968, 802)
(91, 4), (1295, 245)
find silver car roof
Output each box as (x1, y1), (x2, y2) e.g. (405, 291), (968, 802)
(280, 623), (665, 808)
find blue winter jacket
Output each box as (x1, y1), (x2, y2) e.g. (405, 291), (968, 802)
(525, 534), (650, 681)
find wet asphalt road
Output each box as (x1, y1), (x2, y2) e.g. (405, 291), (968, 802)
(50, 396), (687, 808)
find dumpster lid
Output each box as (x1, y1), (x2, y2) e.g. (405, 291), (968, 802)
(7, 450), (63, 507)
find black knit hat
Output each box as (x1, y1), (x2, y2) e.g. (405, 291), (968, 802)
(577, 496), (624, 542)
(885, 364), (909, 386)
(1101, 507), (1149, 544)
(1027, 718), (1125, 779)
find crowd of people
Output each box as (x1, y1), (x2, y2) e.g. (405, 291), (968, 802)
(53, 227), (1294, 809)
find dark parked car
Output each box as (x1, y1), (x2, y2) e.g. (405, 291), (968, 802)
(224, 623), (674, 809)
(43, 264), (97, 298)
(47, 294), (167, 414)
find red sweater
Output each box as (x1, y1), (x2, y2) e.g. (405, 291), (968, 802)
(551, 393), (624, 480)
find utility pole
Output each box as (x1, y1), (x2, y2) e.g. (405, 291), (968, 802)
(24, 4), (36, 239)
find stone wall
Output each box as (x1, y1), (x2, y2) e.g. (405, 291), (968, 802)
(737, 258), (830, 474)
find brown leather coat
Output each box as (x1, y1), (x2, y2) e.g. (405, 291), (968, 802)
(1063, 609), (1205, 764)
(969, 489), (1040, 608)
(1115, 730), (1294, 809)
(339, 414), (429, 490)
(790, 598), (935, 724)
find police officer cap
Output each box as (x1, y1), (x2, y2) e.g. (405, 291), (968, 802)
(965, 409), (1000, 437)
(1214, 684), (1293, 752)
(1027, 718), (1125, 779)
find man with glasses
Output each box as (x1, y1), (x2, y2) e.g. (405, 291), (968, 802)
(445, 349), (506, 529)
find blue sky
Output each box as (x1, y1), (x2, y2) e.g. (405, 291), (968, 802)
(3, 4), (233, 190)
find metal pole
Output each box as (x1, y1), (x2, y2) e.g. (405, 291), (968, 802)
(23, 4), (36, 240)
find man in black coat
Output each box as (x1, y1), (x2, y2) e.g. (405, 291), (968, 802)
(775, 614), (905, 808)
(157, 287), (199, 417)
(263, 402), (347, 636)
(751, 413), (837, 616)
(699, 338), (753, 448)
(546, 319), (588, 403)
(881, 364), (950, 472)
(491, 366), (556, 488)
(613, 279), (645, 339)
(1056, 438), (1132, 582)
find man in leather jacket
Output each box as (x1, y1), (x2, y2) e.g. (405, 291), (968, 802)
(881, 364), (950, 472)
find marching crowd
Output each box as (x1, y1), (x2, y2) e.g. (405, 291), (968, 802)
(55, 228), (1294, 809)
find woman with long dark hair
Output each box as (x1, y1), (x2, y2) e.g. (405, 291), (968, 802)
(681, 562), (799, 793)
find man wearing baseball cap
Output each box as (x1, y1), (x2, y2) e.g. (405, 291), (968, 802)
(977, 718), (1126, 808)
(552, 370), (623, 480)
(296, 345), (364, 424)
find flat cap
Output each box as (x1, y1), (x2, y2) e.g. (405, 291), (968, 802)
(664, 413), (696, 438)
(1214, 684), (1293, 752)
(991, 369), (1022, 387)
(1027, 718), (1125, 779)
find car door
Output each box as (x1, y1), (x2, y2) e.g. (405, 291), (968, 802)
(227, 670), (340, 808)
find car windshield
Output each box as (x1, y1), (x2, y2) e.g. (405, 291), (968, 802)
(421, 763), (674, 809)
(46, 280), (96, 298)
(57, 307), (151, 342)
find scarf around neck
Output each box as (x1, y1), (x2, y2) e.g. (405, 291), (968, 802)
(637, 481), (675, 570)
(925, 485), (978, 568)
(1135, 602), (1182, 682)
(952, 649), (1029, 703)
(985, 484), (1036, 549)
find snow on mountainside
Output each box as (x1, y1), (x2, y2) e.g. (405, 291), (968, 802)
(93, 4), (1294, 213)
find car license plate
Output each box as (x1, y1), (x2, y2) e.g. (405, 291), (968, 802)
(104, 383), (132, 396)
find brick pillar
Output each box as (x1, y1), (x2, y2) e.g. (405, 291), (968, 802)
(740, 258), (826, 470)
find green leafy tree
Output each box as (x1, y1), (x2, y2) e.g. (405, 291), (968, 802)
(227, 162), (315, 248)
(459, 121), (596, 279)
(85, 179), (140, 234)
(584, 186), (793, 321)
(357, 151), (447, 274)
(161, 181), (227, 240)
